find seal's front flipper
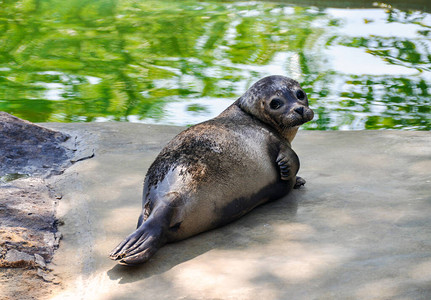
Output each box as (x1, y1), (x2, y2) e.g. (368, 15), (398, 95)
(109, 217), (165, 266)
(276, 154), (292, 180)
(276, 145), (300, 181)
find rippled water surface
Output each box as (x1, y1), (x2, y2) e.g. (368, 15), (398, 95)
(1, 0), (430, 129)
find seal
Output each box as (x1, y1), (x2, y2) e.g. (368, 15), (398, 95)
(109, 75), (314, 265)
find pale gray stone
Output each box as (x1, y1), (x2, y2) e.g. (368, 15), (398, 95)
(34, 253), (46, 268)
(5, 249), (34, 263)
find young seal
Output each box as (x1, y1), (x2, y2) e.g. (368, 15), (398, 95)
(110, 75), (314, 265)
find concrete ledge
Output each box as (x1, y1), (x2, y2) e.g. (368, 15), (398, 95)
(44, 123), (431, 299)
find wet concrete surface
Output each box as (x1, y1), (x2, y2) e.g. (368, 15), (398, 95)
(43, 123), (431, 300)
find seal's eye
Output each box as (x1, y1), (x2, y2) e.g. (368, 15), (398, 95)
(269, 98), (283, 110)
(296, 90), (306, 100)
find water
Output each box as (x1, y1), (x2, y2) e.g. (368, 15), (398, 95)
(0, 0), (430, 130)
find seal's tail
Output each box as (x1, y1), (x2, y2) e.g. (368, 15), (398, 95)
(109, 216), (165, 266)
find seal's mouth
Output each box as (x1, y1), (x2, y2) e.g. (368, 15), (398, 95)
(287, 106), (314, 126)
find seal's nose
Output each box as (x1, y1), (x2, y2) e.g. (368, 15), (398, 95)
(294, 106), (304, 116)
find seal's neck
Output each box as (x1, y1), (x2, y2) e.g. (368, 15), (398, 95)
(234, 99), (299, 143)
(282, 126), (299, 143)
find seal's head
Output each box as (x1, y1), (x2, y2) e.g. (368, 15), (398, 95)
(236, 75), (314, 142)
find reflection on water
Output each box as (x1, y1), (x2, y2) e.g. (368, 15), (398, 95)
(0, 0), (430, 130)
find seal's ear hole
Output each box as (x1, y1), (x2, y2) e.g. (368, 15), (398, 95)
(296, 90), (306, 100)
(269, 98), (283, 110)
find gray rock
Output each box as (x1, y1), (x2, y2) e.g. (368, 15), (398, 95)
(0, 111), (73, 177)
(54, 231), (63, 246)
(5, 249), (34, 263)
(34, 253), (46, 268)
(37, 268), (59, 284)
(0, 113), (84, 269)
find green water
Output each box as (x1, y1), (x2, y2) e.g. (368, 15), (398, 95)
(0, 0), (430, 130)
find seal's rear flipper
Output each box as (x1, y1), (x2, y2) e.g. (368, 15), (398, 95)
(109, 217), (165, 266)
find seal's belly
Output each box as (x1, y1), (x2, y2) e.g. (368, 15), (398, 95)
(163, 148), (292, 241)
(166, 177), (292, 241)
(212, 179), (292, 228)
